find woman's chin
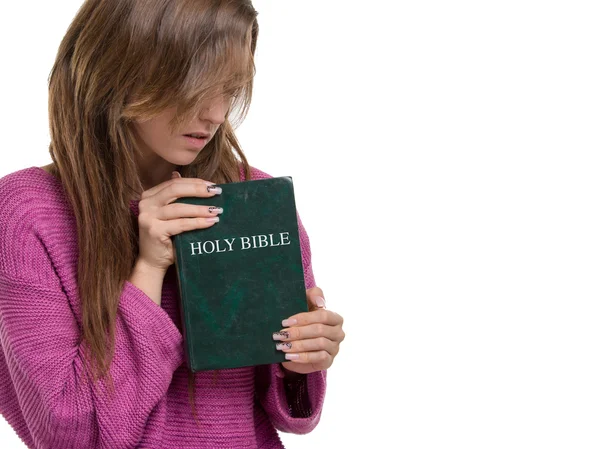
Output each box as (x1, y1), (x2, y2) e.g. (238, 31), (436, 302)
(166, 149), (204, 166)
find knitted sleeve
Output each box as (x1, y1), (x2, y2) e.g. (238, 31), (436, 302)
(0, 271), (184, 449)
(246, 166), (327, 435)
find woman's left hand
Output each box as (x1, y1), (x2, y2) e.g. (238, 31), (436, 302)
(274, 287), (345, 375)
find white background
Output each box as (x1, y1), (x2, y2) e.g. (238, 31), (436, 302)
(1, 1), (599, 448)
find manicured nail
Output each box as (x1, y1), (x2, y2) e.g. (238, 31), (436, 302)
(272, 331), (289, 341)
(315, 296), (326, 308)
(207, 185), (222, 194)
(208, 207), (223, 214)
(282, 318), (297, 327)
(276, 342), (292, 350)
(285, 353), (300, 360)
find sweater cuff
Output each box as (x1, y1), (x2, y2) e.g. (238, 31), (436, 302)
(263, 363), (327, 434)
(278, 365), (312, 418)
(122, 280), (184, 370)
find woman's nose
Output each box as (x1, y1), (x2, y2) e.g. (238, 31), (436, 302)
(200, 94), (229, 123)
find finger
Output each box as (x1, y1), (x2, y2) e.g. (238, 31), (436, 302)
(275, 336), (338, 357)
(141, 176), (215, 200)
(306, 287), (325, 312)
(306, 286), (324, 301)
(273, 322), (343, 343)
(283, 308), (343, 328)
(157, 202), (222, 221)
(140, 214), (218, 240)
(281, 349), (332, 365)
(307, 294), (326, 311)
(146, 181), (221, 209)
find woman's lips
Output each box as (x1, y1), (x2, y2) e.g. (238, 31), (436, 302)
(183, 134), (209, 148)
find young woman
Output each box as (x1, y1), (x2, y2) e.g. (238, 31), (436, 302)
(0, 1), (345, 447)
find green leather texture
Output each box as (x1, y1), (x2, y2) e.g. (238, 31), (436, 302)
(171, 176), (308, 371)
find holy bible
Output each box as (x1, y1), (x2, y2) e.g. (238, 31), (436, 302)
(171, 176), (309, 372)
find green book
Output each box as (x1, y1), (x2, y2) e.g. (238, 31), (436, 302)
(171, 176), (309, 372)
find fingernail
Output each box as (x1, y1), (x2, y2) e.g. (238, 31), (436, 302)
(207, 185), (222, 194)
(282, 318), (297, 327)
(285, 353), (300, 360)
(172, 171), (181, 178)
(273, 331), (290, 341)
(315, 296), (326, 308)
(208, 207), (223, 214)
(276, 342), (292, 350)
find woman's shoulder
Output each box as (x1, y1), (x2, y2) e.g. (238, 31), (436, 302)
(39, 163), (55, 176)
(0, 164), (62, 194)
(0, 165), (67, 216)
(0, 165), (71, 283)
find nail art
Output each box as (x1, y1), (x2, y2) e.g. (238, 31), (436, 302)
(207, 185), (222, 194)
(208, 206), (223, 214)
(276, 342), (292, 350)
(272, 331), (290, 341)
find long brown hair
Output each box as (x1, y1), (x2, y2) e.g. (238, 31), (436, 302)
(46, 0), (259, 427)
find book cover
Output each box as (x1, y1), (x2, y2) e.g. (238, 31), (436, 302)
(171, 176), (309, 372)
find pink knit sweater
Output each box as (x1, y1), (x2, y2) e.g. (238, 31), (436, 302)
(0, 165), (326, 449)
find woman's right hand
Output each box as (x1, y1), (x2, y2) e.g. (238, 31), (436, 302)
(136, 171), (223, 273)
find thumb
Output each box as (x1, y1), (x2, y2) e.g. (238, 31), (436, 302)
(307, 294), (326, 312)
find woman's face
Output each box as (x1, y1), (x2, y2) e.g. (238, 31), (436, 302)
(132, 93), (230, 167)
